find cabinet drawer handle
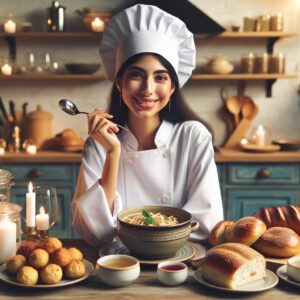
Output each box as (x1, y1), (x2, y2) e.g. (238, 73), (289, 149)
(27, 169), (43, 179)
(256, 168), (270, 179)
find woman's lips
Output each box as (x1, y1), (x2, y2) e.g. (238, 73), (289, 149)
(134, 97), (159, 109)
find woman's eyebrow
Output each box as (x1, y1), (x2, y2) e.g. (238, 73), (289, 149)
(127, 66), (169, 74)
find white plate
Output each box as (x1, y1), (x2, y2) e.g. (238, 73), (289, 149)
(193, 268), (278, 293)
(276, 265), (300, 287)
(0, 259), (94, 288)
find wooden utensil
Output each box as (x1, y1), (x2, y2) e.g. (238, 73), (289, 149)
(224, 118), (251, 148)
(226, 96), (241, 126)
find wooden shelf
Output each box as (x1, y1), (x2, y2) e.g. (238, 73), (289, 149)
(0, 32), (100, 38)
(0, 74), (105, 80)
(191, 73), (298, 80)
(196, 31), (298, 39)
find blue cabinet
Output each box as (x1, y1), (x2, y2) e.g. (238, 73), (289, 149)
(2, 163), (80, 239)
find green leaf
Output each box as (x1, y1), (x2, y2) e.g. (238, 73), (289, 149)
(144, 216), (154, 225)
(142, 210), (150, 218)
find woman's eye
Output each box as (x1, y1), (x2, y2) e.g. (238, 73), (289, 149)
(127, 71), (142, 79)
(155, 74), (168, 81)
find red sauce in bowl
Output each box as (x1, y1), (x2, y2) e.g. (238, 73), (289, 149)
(160, 265), (185, 271)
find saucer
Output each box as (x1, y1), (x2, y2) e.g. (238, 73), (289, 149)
(99, 239), (195, 265)
(276, 265), (300, 287)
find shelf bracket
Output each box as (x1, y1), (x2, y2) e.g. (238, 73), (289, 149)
(4, 36), (16, 61)
(267, 37), (279, 54)
(266, 79), (276, 97)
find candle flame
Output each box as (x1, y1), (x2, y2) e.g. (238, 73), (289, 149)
(28, 181), (33, 193)
(40, 206), (45, 214)
(257, 125), (265, 134)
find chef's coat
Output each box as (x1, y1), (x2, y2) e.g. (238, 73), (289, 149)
(72, 120), (223, 246)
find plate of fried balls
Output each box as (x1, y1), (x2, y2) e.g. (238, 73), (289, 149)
(0, 237), (94, 288)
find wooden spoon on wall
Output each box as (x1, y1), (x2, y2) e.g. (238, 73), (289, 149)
(226, 96), (241, 126)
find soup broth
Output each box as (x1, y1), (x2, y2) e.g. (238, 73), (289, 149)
(102, 259), (135, 268)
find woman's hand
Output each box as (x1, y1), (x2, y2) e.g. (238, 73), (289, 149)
(88, 109), (121, 153)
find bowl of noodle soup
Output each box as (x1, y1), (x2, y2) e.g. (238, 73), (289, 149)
(117, 206), (199, 259)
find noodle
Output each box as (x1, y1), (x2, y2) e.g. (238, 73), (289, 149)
(123, 211), (179, 226)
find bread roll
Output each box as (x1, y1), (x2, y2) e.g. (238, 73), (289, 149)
(253, 227), (300, 258)
(225, 217), (266, 246)
(209, 220), (234, 246)
(255, 205), (300, 234)
(201, 243), (266, 289)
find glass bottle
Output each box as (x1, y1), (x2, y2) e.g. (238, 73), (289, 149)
(0, 169), (14, 202)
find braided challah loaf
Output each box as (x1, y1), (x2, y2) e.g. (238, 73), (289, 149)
(254, 205), (300, 234)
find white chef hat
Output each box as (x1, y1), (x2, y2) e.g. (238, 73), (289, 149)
(99, 4), (195, 88)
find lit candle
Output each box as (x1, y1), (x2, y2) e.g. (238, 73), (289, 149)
(4, 20), (16, 33)
(26, 145), (37, 155)
(0, 148), (5, 155)
(256, 125), (266, 146)
(1, 63), (12, 76)
(26, 182), (36, 227)
(36, 206), (49, 230)
(91, 17), (105, 32)
(0, 216), (16, 264)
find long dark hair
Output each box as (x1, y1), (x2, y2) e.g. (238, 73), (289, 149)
(107, 53), (214, 137)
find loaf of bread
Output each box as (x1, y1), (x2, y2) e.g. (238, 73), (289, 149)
(209, 220), (234, 246)
(201, 243), (266, 289)
(225, 217), (266, 246)
(253, 227), (300, 258)
(254, 205), (300, 234)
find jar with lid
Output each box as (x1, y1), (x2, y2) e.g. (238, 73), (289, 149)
(269, 53), (285, 73)
(0, 202), (22, 263)
(241, 53), (256, 73)
(255, 53), (269, 73)
(0, 169), (14, 203)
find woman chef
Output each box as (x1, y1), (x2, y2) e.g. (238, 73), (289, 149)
(72, 4), (223, 246)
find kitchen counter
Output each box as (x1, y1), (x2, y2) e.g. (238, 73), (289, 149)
(1, 148), (300, 164)
(0, 239), (299, 300)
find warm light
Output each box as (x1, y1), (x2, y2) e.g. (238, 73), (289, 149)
(26, 144), (37, 154)
(0, 148), (5, 155)
(1, 63), (12, 76)
(4, 19), (16, 33)
(28, 181), (33, 193)
(91, 17), (105, 32)
(40, 206), (45, 214)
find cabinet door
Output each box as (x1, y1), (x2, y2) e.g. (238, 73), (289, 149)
(11, 186), (73, 239)
(225, 189), (299, 220)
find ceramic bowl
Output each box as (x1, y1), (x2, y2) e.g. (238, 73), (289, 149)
(95, 254), (140, 287)
(157, 261), (188, 286)
(272, 139), (300, 151)
(65, 63), (101, 74)
(117, 206), (199, 259)
(287, 257), (300, 282)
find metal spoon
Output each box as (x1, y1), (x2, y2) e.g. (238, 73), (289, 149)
(59, 99), (129, 131)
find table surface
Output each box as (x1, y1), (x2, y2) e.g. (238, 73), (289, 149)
(0, 239), (299, 300)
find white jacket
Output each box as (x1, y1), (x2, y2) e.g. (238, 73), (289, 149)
(72, 120), (223, 246)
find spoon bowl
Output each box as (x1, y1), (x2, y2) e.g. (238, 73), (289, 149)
(226, 96), (241, 126)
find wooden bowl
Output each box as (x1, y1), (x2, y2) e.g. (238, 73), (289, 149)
(272, 139), (300, 151)
(117, 206), (199, 259)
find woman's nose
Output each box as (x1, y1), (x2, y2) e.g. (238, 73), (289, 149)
(141, 78), (154, 95)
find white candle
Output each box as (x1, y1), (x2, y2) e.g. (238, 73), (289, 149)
(1, 63), (12, 76)
(91, 17), (105, 32)
(26, 145), (37, 154)
(0, 217), (16, 264)
(256, 125), (266, 146)
(4, 20), (16, 33)
(0, 147), (5, 155)
(26, 182), (36, 227)
(36, 206), (49, 230)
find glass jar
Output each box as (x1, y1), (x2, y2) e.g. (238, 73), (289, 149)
(241, 53), (255, 73)
(269, 53), (285, 73)
(0, 202), (22, 263)
(256, 15), (270, 32)
(270, 13), (283, 32)
(0, 169), (14, 202)
(255, 53), (269, 73)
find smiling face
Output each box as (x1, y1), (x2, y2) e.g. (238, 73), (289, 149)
(117, 54), (175, 122)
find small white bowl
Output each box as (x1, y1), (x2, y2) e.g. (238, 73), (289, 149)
(287, 257), (300, 282)
(95, 254), (140, 287)
(157, 261), (188, 286)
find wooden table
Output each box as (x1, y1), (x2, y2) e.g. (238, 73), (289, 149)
(0, 239), (299, 300)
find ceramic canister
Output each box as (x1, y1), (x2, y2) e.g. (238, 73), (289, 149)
(25, 105), (53, 149)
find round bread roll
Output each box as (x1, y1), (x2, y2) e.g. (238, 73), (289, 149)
(225, 216), (266, 246)
(16, 266), (39, 285)
(28, 249), (49, 269)
(209, 220), (234, 246)
(52, 248), (71, 267)
(64, 259), (86, 279)
(42, 237), (62, 255)
(17, 241), (40, 259)
(6, 255), (27, 275)
(40, 264), (63, 285)
(253, 227), (300, 258)
(68, 247), (83, 261)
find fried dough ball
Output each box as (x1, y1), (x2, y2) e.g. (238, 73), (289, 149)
(28, 249), (49, 269)
(6, 255), (27, 275)
(40, 264), (63, 285)
(64, 259), (86, 279)
(42, 237), (62, 255)
(16, 266), (38, 285)
(17, 241), (40, 259)
(68, 247), (83, 261)
(52, 248), (71, 267)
